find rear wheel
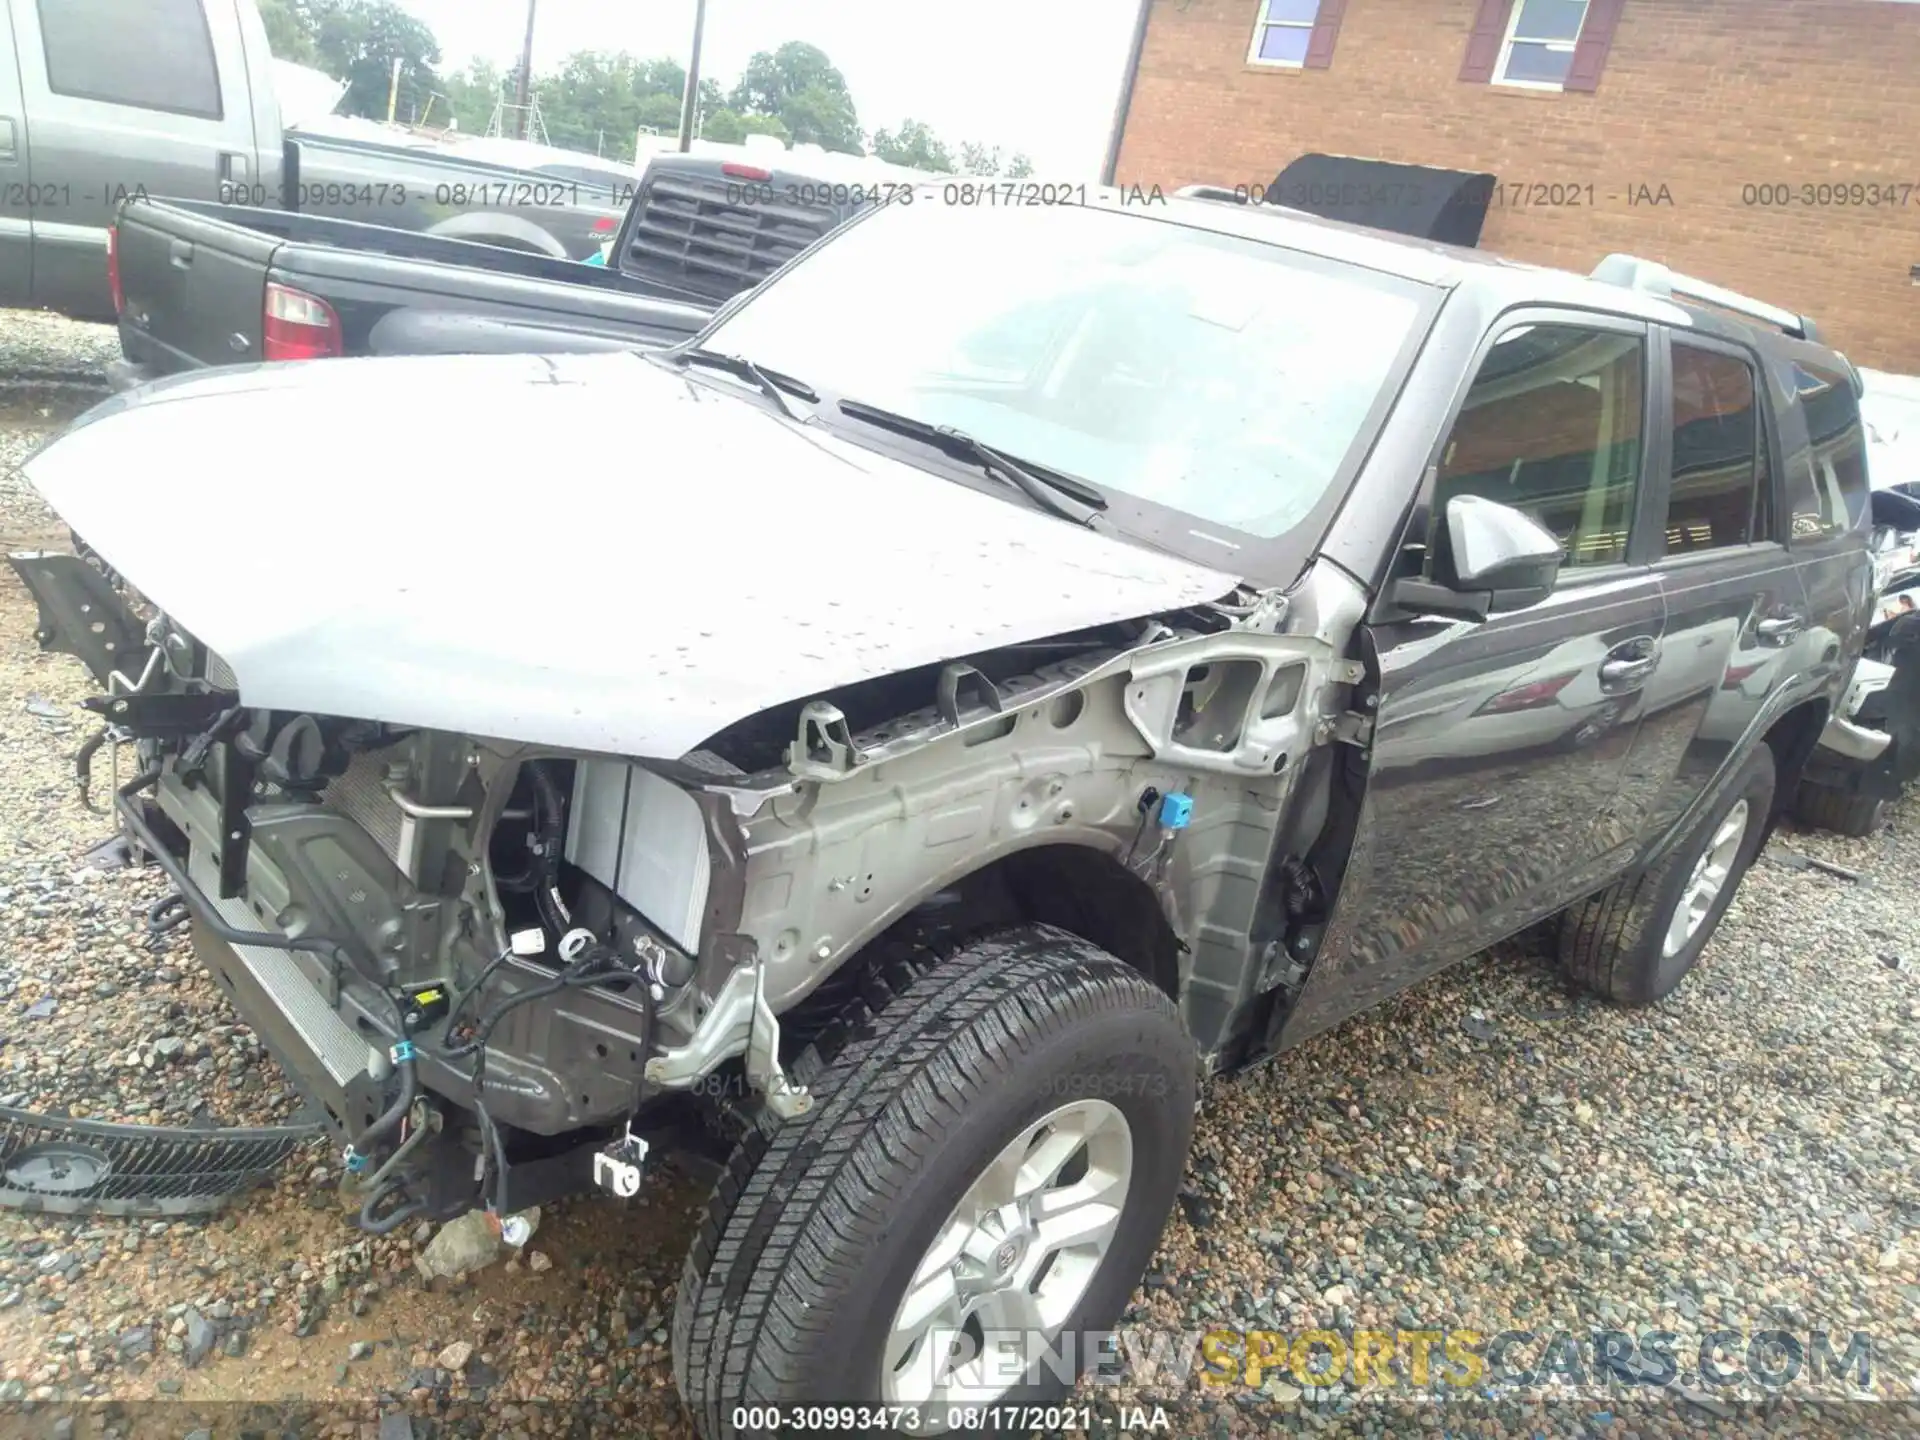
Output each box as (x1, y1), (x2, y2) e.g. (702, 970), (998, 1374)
(1559, 744), (1775, 1005)
(1791, 780), (1886, 838)
(671, 924), (1198, 1438)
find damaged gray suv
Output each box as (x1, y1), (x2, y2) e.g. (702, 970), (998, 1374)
(9, 188), (1873, 1435)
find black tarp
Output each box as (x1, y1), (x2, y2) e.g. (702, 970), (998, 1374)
(1266, 154), (1497, 247)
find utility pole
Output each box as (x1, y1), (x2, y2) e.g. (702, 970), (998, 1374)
(515, 0), (538, 140)
(677, 0), (707, 152)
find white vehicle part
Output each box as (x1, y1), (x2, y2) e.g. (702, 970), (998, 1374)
(23, 351), (1237, 759)
(565, 760), (711, 953)
(1821, 656), (1896, 762)
(1843, 656), (1895, 721)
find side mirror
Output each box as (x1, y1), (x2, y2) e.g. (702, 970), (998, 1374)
(1446, 494), (1566, 593)
(1389, 494), (1565, 623)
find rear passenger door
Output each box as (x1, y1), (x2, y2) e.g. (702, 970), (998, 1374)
(1777, 353), (1876, 696)
(1608, 331), (1808, 847)
(12, 0), (262, 319)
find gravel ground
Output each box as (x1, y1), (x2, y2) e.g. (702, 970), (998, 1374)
(0, 312), (1916, 1439)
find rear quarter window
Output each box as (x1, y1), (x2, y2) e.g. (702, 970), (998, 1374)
(36, 0), (223, 119)
(1779, 356), (1869, 542)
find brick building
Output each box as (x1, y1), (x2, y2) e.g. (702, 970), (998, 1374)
(1105, 0), (1920, 371)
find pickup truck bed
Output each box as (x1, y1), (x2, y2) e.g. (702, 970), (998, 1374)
(114, 199), (715, 388)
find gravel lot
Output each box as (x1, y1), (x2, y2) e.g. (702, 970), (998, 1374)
(0, 313), (1916, 1438)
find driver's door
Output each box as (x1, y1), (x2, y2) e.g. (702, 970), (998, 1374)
(1279, 312), (1668, 1047)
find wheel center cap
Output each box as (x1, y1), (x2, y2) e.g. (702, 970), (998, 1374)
(992, 1237), (1023, 1274)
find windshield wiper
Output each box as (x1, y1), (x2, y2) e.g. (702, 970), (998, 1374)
(836, 399), (1109, 528)
(668, 348), (817, 418)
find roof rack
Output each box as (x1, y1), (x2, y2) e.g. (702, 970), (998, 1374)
(1590, 253), (1820, 343)
(1173, 184), (1251, 205)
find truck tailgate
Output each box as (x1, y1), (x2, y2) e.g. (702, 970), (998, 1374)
(117, 202), (280, 375)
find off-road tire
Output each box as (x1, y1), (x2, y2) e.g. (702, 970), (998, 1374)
(1790, 780), (1886, 838)
(671, 924), (1198, 1439)
(1558, 743), (1776, 1006)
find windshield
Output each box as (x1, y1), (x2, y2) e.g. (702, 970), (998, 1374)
(703, 198), (1432, 549)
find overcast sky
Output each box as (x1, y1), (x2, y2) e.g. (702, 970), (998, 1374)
(393, 0), (1139, 175)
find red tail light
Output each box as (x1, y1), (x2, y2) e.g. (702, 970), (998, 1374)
(262, 282), (342, 362)
(591, 215), (617, 233)
(106, 227), (124, 316)
(721, 162), (772, 181)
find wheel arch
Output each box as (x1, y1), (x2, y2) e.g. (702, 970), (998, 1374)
(779, 840), (1186, 1051)
(981, 843), (1184, 1003)
(1760, 696), (1831, 834)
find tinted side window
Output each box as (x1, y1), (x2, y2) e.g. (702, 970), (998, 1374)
(1791, 359), (1869, 540)
(37, 0), (222, 118)
(1665, 342), (1770, 554)
(1434, 324), (1645, 571)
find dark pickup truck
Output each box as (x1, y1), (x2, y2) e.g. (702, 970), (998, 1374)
(110, 197), (715, 388)
(109, 147), (939, 386)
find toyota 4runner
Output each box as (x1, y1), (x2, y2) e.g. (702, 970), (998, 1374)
(7, 186), (1874, 1436)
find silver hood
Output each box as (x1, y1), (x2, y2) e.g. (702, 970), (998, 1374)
(25, 351), (1238, 758)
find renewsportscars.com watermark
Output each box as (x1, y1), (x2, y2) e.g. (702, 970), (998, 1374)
(895, 1324), (1896, 1405)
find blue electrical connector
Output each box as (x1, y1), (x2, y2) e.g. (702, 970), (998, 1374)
(342, 1145), (369, 1174)
(389, 1040), (418, 1065)
(1158, 792), (1194, 830)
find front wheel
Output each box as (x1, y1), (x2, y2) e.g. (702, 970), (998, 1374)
(672, 925), (1198, 1438)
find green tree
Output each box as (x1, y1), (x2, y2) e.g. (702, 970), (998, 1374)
(259, 0), (319, 63)
(957, 141), (999, 176)
(512, 53), (727, 158)
(955, 140), (1037, 178)
(702, 108), (791, 145)
(303, 0), (442, 121)
(729, 43), (862, 153)
(870, 119), (955, 174)
(438, 59), (503, 134)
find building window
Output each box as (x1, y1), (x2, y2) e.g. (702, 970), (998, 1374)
(1248, 0), (1323, 68)
(1496, 0), (1592, 89)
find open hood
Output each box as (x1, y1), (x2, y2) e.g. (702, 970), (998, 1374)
(23, 352), (1238, 758)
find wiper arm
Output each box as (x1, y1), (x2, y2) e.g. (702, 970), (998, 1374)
(670, 348), (817, 419)
(837, 399), (1108, 528)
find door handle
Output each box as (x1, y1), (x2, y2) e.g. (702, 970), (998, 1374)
(169, 239), (194, 269)
(1757, 615), (1805, 644)
(219, 151), (249, 182)
(1599, 656), (1657, 689)
(1598, 635), (1660, 692)
(0, 116), (16, 162)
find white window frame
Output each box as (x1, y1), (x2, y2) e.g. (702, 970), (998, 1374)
(1245, 0), (1322, 70)
(1493, 0), (1592, 91)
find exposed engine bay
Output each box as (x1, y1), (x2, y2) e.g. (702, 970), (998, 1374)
(9, 546), (1370, 1232)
